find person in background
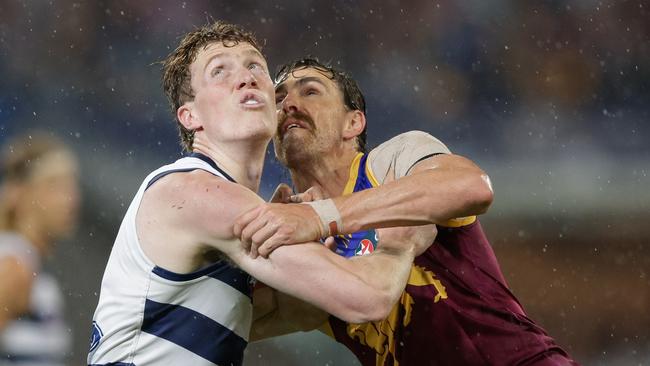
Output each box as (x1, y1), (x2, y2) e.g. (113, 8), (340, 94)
(0, 131), (81, 366)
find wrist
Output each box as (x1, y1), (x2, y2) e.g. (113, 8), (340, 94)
(304, 199), (342, 238)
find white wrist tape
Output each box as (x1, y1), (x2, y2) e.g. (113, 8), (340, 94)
(304, 199), (342, 237)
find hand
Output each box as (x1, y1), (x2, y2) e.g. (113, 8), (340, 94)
(270, 183), (294, 203)
(376, 224), (437, 257)
(233, 202), (324, 258)
(288, 186), (327, 203)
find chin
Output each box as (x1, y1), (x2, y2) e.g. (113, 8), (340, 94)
(275, 139), (313, 169)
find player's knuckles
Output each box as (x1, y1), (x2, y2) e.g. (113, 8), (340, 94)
(232, 221), (242, 236)
(241, 226), (256, 242)
(250, 234), (264, 247)
(258, 204), (275, 217)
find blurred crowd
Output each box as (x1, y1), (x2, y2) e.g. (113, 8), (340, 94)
(0, 1), (648, 365)
(1, 0), (647, 160)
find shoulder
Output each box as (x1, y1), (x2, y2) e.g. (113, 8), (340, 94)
(368, 131), (451, 182)
(370, 130), (450, 156)
(141, 169), (263, 239)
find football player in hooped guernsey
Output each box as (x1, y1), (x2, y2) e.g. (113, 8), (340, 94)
(235, 58), (579, 365)
(88, 24), (436, 366)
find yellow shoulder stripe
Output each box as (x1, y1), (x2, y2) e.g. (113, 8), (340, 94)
(365, 154), (380, 187)
(343, 153), (364, 195)
(440, 215), (477, 227)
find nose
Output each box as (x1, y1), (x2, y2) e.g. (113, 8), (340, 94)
(280, 92), (298, 114)
(237, 69), (257, 90)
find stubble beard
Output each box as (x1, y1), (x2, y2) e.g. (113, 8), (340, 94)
(274, 132), (319, 171)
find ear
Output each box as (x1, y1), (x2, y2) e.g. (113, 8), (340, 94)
(342, 110), (366, 141)
(177, 102), (202, 132)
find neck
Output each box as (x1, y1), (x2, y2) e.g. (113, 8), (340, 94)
(289, 148), (359, 198)
(15, 217), (49, 256)
(193, 139), (268, 192)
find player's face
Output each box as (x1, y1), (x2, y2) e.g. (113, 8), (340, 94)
(187, 42), (276, 144)
(26, 151), (80, 241)
(273, 67), (350, 167)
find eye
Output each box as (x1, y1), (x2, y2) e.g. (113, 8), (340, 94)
(305, 88), (319, 96)
(249, 62), (266, 72)
(211, 66), (223, 77)
(275, 93), (286, 105)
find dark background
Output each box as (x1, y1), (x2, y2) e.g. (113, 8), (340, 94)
(1, 1), (648, 364)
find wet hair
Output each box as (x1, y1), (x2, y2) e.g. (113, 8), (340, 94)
(274, 57), (367, 153)
(161, 21), (263, 152)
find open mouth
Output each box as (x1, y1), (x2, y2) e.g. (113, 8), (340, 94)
(281, 117), (309, 134)
(240, 92), (264, 107)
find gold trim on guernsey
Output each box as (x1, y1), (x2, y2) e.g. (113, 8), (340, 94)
(344, 152), (476, 228)
(343, 153), (365, 195)
(440, 215), (477, 227)
(364, 153), (381, 187)
(344, 266), (448, 366)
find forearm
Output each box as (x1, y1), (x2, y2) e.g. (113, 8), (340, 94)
(335, 165), (493, 233)
(232, 243), (414, 323)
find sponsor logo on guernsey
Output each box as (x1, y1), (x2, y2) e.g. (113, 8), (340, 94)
(355, 230), (378, 256)
(89, 321), (103, 352)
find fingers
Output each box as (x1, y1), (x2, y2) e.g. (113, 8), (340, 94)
(323, 236), (337, 252)
(289, 186), (326, 203)
(257, 237), (284, 259)
(239, 213), (270, 253)
(270, 183), (294, 203)
(233, 205), (263, 249)
(235, 203), (323, 259)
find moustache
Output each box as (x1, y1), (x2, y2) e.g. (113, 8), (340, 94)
(279, 110), (314, 131)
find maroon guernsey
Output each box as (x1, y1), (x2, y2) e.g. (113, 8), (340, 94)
(325, 153), (578, 366)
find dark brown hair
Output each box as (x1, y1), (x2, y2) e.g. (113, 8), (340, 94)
(275, 57), (367, 153)
(161, 21), (263, 151)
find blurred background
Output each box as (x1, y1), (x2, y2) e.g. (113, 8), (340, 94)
(0, 0), (648, 364)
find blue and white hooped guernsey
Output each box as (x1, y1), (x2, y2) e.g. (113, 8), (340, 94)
(87, 153), (253, 366)
(0, 233), (71, 366)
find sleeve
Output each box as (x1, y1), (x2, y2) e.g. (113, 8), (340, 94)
(367, 130), (451, 184)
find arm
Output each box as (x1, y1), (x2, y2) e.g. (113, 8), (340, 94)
(235, 132), (493, 256)
(0, 257), (33, 331)
(334, 153), (493, 233)
(233, 230), (421, 324)
(139, 170), (430, 324)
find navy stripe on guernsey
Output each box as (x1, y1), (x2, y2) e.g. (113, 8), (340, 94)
(152, 263), (252, 299)
(140, 152), (249, 365)
(142, 299), (246, 366)
(145, 152), (237, 190)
